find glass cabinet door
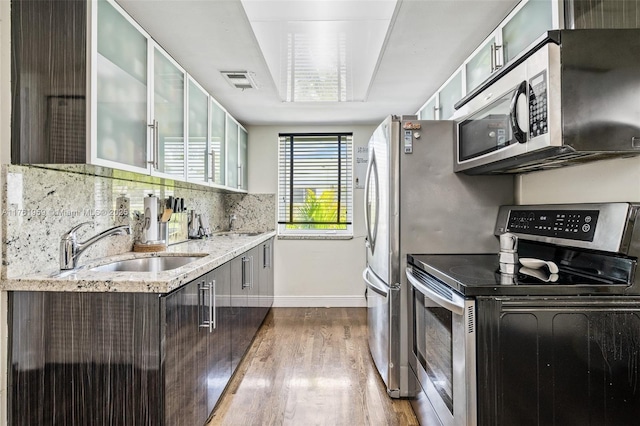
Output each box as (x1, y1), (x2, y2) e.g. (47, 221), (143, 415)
(226, 116), (239, 188)
(438, 70), (462, 120)
(153, 47), (186, 179)
(419, 96), (438, 120)
(465, 36), (497, 94)
(96, 0), (148, 170)
(502, 0), (553, 63)
(187, 79), (208, 185)
(238, 127), (248, 190)
(209, 100), (226, 186)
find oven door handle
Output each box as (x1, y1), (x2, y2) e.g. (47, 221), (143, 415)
(363, 268), (390, 297)
(406, 268), (464, 315)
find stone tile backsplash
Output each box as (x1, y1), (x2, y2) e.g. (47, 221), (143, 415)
(2, 165), (275, 278)
(225, 194), (277, 232)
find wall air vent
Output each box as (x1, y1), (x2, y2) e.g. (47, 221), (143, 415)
(220, 71), (257, 90)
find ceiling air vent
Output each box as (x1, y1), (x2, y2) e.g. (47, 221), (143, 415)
(220, 71), (257, 90)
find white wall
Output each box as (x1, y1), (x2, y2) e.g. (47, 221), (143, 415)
(247, 124), (376, 307)
(1, 1), (10, 424)
(517, 155), (640, 204)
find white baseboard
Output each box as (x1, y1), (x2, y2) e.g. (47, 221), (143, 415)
(273, 295), (366, 308)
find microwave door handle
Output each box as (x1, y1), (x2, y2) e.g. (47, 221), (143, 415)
(510, 81), (528, 144)
(406, 267), (464, 315)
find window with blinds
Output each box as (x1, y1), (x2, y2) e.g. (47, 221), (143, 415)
(278, 133), (353, 235)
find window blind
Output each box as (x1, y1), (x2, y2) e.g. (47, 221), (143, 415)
(286, 32), (348, 102)
(278, 133), (353, 231)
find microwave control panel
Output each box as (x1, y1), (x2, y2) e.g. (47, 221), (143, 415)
(528, 71), (548, 138)
(507, 209), (599, 242)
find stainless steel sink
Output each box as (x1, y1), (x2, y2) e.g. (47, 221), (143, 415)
(89, 255), (204, 273)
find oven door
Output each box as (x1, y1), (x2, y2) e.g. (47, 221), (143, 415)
(406, 267), (477, 426)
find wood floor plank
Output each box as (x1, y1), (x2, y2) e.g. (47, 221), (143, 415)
(207, 307), (418, 426)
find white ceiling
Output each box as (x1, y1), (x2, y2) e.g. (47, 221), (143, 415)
(116, 0), (520, 127)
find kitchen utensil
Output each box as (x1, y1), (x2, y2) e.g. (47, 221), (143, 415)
(520, 258), (559, 273)
(199, 213), (211, 237)
(188, 210), (201, 238)
(160, 208), (173, 222)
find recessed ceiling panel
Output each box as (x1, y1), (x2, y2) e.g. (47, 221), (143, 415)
(242, 0), (398, 102)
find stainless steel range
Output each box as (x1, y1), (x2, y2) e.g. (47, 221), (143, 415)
(407, 203), (640, 426)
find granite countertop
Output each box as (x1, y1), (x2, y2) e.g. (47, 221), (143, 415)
(2, 231), (276, 293)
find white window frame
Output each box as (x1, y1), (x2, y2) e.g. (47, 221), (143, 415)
(277, 133), (353, 237)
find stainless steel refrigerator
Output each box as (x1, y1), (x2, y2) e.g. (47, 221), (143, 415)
(363, 115), (514, 397)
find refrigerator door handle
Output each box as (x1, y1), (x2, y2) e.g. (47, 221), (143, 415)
(363, 268), (392, 297)
(364, 150), (379, 253)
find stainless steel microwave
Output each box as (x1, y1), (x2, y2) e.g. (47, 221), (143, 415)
(453, 30), (640, 175)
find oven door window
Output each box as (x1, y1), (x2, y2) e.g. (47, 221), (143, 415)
(414, 290), (454, 412)
(458, 83), (527, 162)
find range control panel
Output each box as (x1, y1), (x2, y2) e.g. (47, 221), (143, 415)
(507, 209), (599, 241)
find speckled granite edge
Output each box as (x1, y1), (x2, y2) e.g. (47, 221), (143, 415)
(2, 232), (275, 293)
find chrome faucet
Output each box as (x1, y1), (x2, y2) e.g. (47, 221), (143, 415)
(60, 222), (131, 270)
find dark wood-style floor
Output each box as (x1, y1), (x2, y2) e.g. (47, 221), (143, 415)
(207, 307), (418, 426)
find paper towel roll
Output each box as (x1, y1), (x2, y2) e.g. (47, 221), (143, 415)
(143, 195), (159, 242)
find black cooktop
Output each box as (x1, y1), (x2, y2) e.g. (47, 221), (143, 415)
(408, 253), (635, 297)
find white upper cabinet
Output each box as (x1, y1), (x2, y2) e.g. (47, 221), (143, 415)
(226, 116), (239, 189)
(465, 35), (501, 96)
(438, 70), (463, 121)
(152, 47), (186, 180)
(418, 67), (463, 121)
(238, 127), (248, 191)
(209, 99), (227, 187)
(187, 78), (209, 185)
(93, 0), (149, 173)
(463, 0), (554, 96)
(418, 95), (438, 120)
(500, 0), (554, 64)
(88, 0), (247, 190)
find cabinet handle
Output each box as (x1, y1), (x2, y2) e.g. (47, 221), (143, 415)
(210, 280), (215, 332)
(263, 244), (267, 269)
(209, 151), (216, 182)
(263, 243), (271, 269)
(211, 280), (216, 330)
(241, 257), (250, 289)
(238, 164), (243, 188)
(199, 280), (210, 329)
(147, 120), (159, 169)
(250, 256), (254, 289)
(490, 43), (503, 73)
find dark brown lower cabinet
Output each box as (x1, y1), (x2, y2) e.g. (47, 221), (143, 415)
(229, 245), (261, 371)
(9, 240), (274, 426)
(163, 262), (231, 426)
